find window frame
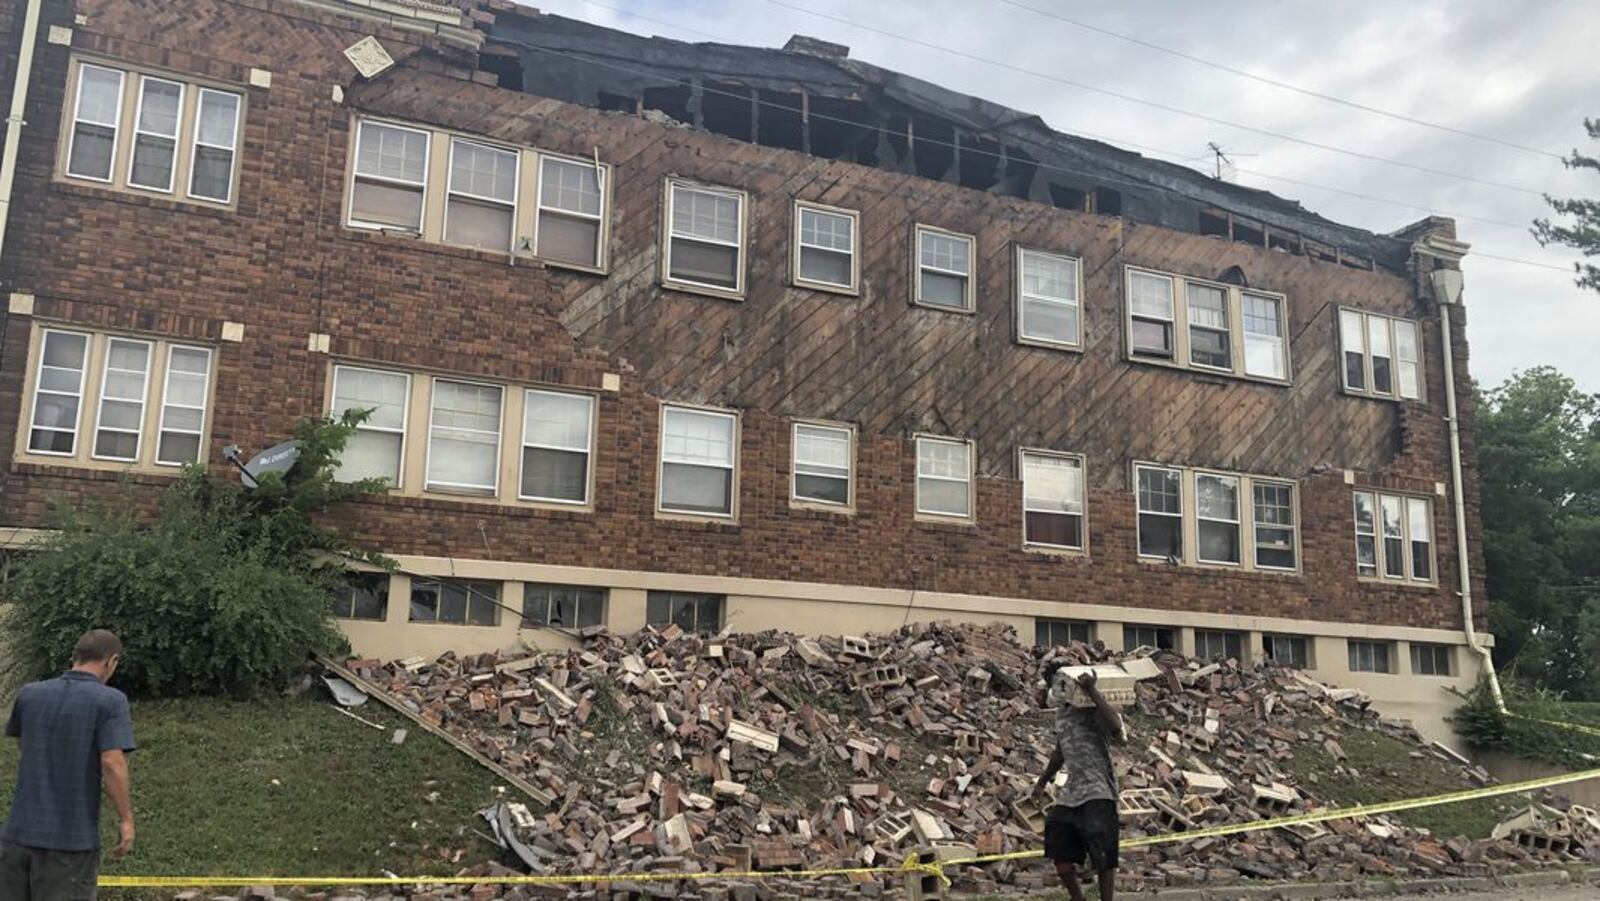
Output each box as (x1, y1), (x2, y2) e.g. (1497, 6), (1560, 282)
(64, 62), (125, 184)
(1014, 246), (1084, 351)
(790, 419), (855, 511)
(656, 403), (740, 520)
(1347, 639), (1395, 674)
(646, 590), (725, 634)
(126, 74), (184, 194)
(26, 328), (92, 458)
(329, 364), (412, 489)
(1123, 265), (1291, 386)
(90, 336), (154, 463)
(1185, 281), (1233, 373)
(792, 200), (860, 295)
(1036, 618), (1093, 648)
(423, 376), (505, 497)
(1410, 642), (1453, 677)
(521, 583), (607, 630)
(408, 577), (502, 627)
(912, 224), (976, 313)
(517, 388), (596, 507)
(1194, 629), (1245, 662)
(1263, 633), (1312, 668)
(1134, 463), (1184, 561)
(1337, 307), (1424, 402)
(330, 571), (391, 622)
(1133, 461), (1301, 573)
(1251, 478), (1299, 572)
(347, 117), (433, 233)
(914, 434), (975, 522)
(1193, 470), (1243, 566)
(153, 344), (214, 467)
(442, 135), (521, 253)
(1124, 625), (1177, 652)
(532, 151), (611, 273)
(1352, 489), (1437, 585)
(1019, 447), (1087, 552)
(661, 178), (748, 299)
(1241, 291), (1290, 381)
(186, 87), (241, 205)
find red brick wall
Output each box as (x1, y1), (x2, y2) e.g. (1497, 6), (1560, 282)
(0, 0), (1489, 632)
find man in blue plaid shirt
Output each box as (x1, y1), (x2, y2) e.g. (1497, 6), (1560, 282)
(2, 630), (136, 900)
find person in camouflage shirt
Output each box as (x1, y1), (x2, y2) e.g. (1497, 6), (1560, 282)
(1031, 662), (1126, 901)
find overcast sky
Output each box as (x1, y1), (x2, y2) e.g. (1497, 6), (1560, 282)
(538, 0), (1600, 392)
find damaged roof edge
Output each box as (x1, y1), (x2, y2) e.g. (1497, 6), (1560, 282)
(480, 9), (1423, 274)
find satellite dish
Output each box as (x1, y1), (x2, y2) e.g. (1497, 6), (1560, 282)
(236, 440), (301, 489)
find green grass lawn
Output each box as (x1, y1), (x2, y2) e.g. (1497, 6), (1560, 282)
(0, 695), (503, 880)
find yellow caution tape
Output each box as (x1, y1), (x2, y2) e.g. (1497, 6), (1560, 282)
(99, 763), (1600, 889)
(1510, 712), (1600, 740)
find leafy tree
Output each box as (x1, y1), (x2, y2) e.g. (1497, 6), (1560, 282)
(1476, 367), (1600, 698)
(0, 412), (389, 698)
(1532, 118), (1600, 292)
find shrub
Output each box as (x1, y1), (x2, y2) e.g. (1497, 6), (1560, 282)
(0, 413), (389, 698)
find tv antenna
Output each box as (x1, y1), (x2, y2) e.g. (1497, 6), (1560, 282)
(1206, 142), (1257, 182)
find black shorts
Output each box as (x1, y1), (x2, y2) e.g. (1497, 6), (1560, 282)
(1044, 800), (1119, 871)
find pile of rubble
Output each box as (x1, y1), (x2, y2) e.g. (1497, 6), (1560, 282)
(332, 622), (1596, 896)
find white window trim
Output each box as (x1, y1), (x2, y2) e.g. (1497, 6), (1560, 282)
(790, 419), (855, 510)
(1193, 470), (1242, 566)
(90, 337), (153, 463)
(1019, 447), (1087, 552)
(186, 87), (242, 204)
(1185, 283), (1234, 374)
(347, 117), (432, 232)
(154, 344), (213, 467)
(1015, 246), (1084, 351)
(913, 225), (976, 313)
(1134, 461), (1301, 573)
(126, 75), (184, 194)
(914, 434), (975, 521)
(533, 151), (610, 272)
(1241, 292), (1290, 381)
(661, 179), (748, 298)
(1353, 489), (1437, 585)
(791, 201), (860, 295)
(1338, 307), (1423, 402)
(443, 135), (520, 252)
(330, 364), (412, 490)
(517, 388), (596, 506)
(424, 377), (504, 495)
(1125, 265), (1292, 386)
(66, 63), (124, 184)
(656, 402), (740, 519)
(1135, 462), (1184, 561)
(1251, 478), (1299, 573)
(27, 329), (92, 457)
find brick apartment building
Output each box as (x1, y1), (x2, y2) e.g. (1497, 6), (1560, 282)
(0, 0), (1489, 739)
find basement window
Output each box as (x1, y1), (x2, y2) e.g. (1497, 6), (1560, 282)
(1410, 643), (1453, 677)
(350, 119), (430, 232)
(522, 584), (605, 629)
(410, 578), (501, 626)
(1353, 490), (1434, 583)
(444, 137), (519, 252)
(1194, 630), (1244, 662)
(1347, 639), (1394, 674)
(647, 591), (725, 634)
(914, 226), (975, 312)
(1263, 634), (1310, 668)
(663, 180), (746, 297)
(535, 154), (607, 269)
(1016, 248), (1082, 349)
(1036, 619), (1093, 648)
(329, 572), (390, 621)
(1021, 449), (1085, 550)
(1339, 308), (1421, 401)
(793, 202), (858, 293)
(1124, 625), (1176, 652)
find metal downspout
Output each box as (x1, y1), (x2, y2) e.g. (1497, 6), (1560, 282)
(0, 0), (46, 263)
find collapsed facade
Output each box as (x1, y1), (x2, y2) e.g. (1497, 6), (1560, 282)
(0, 0), (1488, 741)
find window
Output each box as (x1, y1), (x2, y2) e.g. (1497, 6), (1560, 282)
(1124, 626), (1176, 652)
(1242, 293), (1288, 380)
(331, 366), (410, 485)
(128, 76), (182, 192)
(1339, 309), (1422, 400)
(1136, 465), (1183, 559)
(188, 88), (240, 203)
(1022, 450), (1084, 549)
(536, 155), (605, 268)
(1126, 267), (1290, 382)
(410, 578), (501, 626)
(329, 572), (389, 621)
(794, 203), (857, 292)
(155, 346), (211, 465)
(916, 436), (972, 519)
(426, 379), (503, 494)
(1187, 284), (1231, 370)
(1357, 488), (1441, 582)
(92, 338), (152, 462)
(1263, 634), (1310, 668)
(1195, 473), (1241, 564)
(1036, 619), (1092, 648)
(792, 422), (852, 507)
(1410, 643), (1452, 677)
(350, 120), (430, 231)
(915, 226), (974, 311)
(664, 181), (745, 294)
(1194, 630), (1243, 661)
(1252, 481), (1297, 570)
(1016, 248), (1081, 348)
(520, 390), (594, 504)
(1347, 640), (1393, 674)
(67, 64), (124, 181)
(522, 584), (605, 629)
(659, 406), (737, 516)
(646, 591), (724, 633)
(445, 138), (518, 250)
(28, 330), (90, 455)
(1128, 270), (1175, 360)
